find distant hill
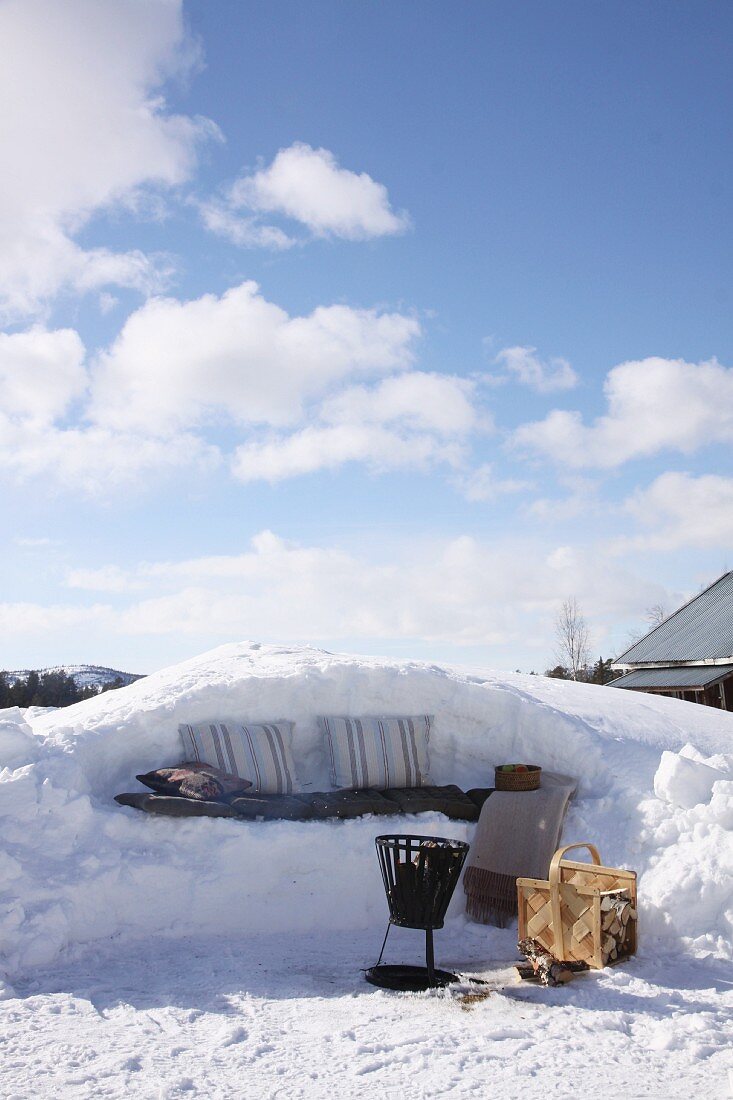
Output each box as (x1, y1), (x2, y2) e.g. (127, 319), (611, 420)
(6, 665), (144, 691)
(1, 665), (145, 708)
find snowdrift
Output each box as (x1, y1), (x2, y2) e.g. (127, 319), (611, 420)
(1, 641), (731, 981)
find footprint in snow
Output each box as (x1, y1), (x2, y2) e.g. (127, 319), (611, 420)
(221, 1026), (248, 1047)
(250, 1043), (275, 1057)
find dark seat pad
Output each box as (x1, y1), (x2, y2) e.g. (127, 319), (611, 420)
(115, 784), (486, 823)
(228, 793), (317, 821)
(466, 787), (494, 811)
(381, 784), (480, 821)
(115, 791), (240, 818)
(295, 788), (397, 819)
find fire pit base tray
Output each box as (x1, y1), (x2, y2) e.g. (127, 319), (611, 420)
(365, 964), (460, 991)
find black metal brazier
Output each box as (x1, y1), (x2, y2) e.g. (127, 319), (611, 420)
(365, 834), (469, 991)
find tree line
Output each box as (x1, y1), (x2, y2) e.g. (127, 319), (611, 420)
(545, 657), (619, 685)
(0, 670), (127, 709)
(544, 596), (667, 685)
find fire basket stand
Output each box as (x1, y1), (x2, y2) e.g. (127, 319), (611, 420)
(365, 834), (470, 992)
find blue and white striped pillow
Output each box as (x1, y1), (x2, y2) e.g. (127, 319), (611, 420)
(319, 715), (432, 791)
(179, 721), (296, 794)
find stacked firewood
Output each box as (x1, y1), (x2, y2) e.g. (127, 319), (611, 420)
(518, 889), (636, 985)
(517, 938), (579, 986)
(598, 890), (636, 965)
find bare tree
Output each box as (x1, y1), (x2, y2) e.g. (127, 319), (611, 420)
(554, 597), (591, 680)
(625, 602), (669, 647)
(645, 603), (667, 628)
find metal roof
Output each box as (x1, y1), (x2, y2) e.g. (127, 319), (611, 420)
(615, 571), (733, 665)
(610, 664), (733, 690)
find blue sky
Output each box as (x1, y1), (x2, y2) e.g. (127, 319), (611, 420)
(1, 0), (732, 674)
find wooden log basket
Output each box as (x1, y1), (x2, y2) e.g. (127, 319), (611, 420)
(517, 843), (637, 969)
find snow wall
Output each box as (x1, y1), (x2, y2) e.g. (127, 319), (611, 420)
(1, 641), (732, 981)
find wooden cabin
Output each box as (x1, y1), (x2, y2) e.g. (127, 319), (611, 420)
(611, 571), (733, 710)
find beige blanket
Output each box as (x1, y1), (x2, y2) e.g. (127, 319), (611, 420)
(463, 771), (577, 927)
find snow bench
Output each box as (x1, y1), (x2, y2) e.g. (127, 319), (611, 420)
(115, 784), (491, 822)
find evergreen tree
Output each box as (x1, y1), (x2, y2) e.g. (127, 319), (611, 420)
(590, 656), (620, 685)
(0, 669), (131, 708)
(546, 665), (571, 679)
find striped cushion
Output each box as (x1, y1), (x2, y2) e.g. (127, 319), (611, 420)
(179, 721), (296, 794)
(319, 715), (432, 791)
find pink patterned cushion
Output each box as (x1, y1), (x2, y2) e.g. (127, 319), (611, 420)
(136, 762), (252, 801)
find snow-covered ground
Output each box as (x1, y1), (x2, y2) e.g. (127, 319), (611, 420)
(4, 925), (732, 1099)
(1, 641), (732, 1097)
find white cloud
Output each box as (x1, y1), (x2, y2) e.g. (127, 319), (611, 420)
(98, 292), (121, 316)
(14, 537), (59, 549)
(91, 282), (420, 435)
(527, 477), (602, 522)
(0, 417), (221, 495)
(232, 424), (465, 483)
(0, 328), (86, 422)
(0, 601), (111, 635)
(0, 289), (494, 495)
(203, 142), (409, 246)
(231, 371), (479, 483)
(493, 345), (578, 392)
(546, 545), (581, 572)
(0, 0), (216, 317)
(0, 320), (223, 495)
(66, 565), (146, 593)
(44, 530), (667, 657)
(0, 288), (474, 494)
(198, 203), (295, 251)
(618, 472), (733, 551)
(453, 463), (530, 503)
(513, 357), (733, 468)
(320, 373), (480, 435)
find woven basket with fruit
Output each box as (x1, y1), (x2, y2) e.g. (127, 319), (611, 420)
(494, 763), (541, 791)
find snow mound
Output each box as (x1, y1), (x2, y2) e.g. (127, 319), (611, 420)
(654, 749), (732, 809)
(3, 641), (732, 978)
(0, 708), (42, 770)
